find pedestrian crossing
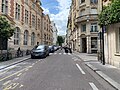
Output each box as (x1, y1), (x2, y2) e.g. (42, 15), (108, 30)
(49, 53), (72, 55)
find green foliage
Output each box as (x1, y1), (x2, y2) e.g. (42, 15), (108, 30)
(57, 36), (64, 46)
(98, 0), (120, 27)
(0, 16), (14, 39)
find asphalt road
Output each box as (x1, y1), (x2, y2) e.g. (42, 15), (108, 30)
(0, 49), (116, 90)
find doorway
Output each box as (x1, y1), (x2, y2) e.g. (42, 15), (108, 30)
(82, 38), (87, 53)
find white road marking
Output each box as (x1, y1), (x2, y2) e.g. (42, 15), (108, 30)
(89, 82), (99, 90)
(59, 53), (62, 55)
(49, 53), (53, 55)
(3, 80), (11, 86)
(54, 53), (57, 55)
(63, 53), (66, 55)
(19, 84), (24, 88)
(32, 63), (35, 66)
(17, 73), (22, 77)
(76, 64), (85, 74)
(0, 67), (30, 82)
(29, 66), (33, 68)
(68, 53), (71, 55)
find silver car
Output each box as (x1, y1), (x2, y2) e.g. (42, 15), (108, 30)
(31, 45), (49, 59)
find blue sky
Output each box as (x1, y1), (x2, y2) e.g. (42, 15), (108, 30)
(41, 0), (71, 35)
(41, 0), (60, 14)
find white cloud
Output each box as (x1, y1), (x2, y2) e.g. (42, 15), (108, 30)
(42, 0), (71, 35)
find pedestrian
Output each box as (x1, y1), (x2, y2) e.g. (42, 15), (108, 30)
(64, 46), (69, 53)
(68, 47), (72, 53)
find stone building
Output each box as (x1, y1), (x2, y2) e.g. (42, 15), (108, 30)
(42, 14), (53, 45)
(67, 0), (101, 53)
(0, 0), (53, 52)
(102, 0), (120, 68)
(51, 21), (58, 45)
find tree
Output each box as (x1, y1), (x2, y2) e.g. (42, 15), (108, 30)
(98, 0), (120, 27)
(0, 16), (14, 50)
(57, 36), (64, 46)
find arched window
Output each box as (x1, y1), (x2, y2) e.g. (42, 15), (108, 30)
(23, 30), (28, 45)
(31, 32), (35, 46)
(14, 27), (20, 45)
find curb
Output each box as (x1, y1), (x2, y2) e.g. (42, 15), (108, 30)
(86, 63), (98, 71)
(86, 63), (120, 90)
(0, 57), (30, 70)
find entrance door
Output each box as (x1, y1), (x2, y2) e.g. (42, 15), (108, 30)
(82, 38), (87, 53)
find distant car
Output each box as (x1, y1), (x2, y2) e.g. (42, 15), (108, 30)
(53, 45), (59, 51)
(31, 45), (49, 59)
(48, 45), (54, 53)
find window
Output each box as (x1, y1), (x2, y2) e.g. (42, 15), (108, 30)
(81, 24), (86, 32)
(23, 30), (28, 45)
(25, 10), (29, 24)
(31, 32), (35, 46)
(91, 0), (98, 4)
(116, 28), (120, 53)
(14, 27), (20, 45)
(32, 15), (35, 27)
(25, 0), (28, 4)
(80, 9), (85, 16)
(32, 3), (35, 9)
(91, 37), (97, 48)
(38, 18), (41, 29)
(90, 8), (97, 14)
(15, 3), (20, 20)
(80, 0), (85, 3)
(1, 0), (8, 14)
(91, 23), (97, 32)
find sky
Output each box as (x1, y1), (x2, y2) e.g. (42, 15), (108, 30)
(40, 0), (71, 35)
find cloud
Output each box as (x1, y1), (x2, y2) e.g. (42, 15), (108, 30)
(42, 0), (71, 35)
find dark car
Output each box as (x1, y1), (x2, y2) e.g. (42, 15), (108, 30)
(48, 45), (54, 53)
(31, 45), (49, 59)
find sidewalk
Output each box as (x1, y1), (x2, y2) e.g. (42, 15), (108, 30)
(0, 55), (30, 70)
(74, 52), (120, 90)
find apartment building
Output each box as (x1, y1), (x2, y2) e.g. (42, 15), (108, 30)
(43, 14), (53, 45)
(67, 0), (101, 53)
(0, 0), (54, 51)
(51, 21), (58, 45)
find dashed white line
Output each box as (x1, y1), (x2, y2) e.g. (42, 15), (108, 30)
(89, 82), (99, 90)
(3, 80), (11, 86)
(63, 53), (66, 55)
(76, 64), (85, 74)
(54, 53), (57, 55)
(19, 84), (24, 88)
(68, 53), (71, 55)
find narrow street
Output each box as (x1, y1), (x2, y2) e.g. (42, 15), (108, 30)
(0, 50), (115, 90)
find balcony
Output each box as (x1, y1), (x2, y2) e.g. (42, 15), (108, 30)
(75, 14), (98, 23)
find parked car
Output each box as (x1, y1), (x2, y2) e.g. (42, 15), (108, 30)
(53, 45), (59, 51)
(31, 45), (49, 59)
(48, 45), (54, 53)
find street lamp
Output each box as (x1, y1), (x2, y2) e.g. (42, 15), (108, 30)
(101, 0), (105, 65)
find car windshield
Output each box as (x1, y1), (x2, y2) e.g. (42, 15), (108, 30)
(33, 45), (44, 50)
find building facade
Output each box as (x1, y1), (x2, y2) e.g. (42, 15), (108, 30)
(42, 14), (53, 45)
(102, 0), (120, 68)
(51, 21), (58, 45)
(0, 0), (54, 52)
(67, 0), (101, 53)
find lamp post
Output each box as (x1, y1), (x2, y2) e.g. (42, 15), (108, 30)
(101, 0), (105, 65)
